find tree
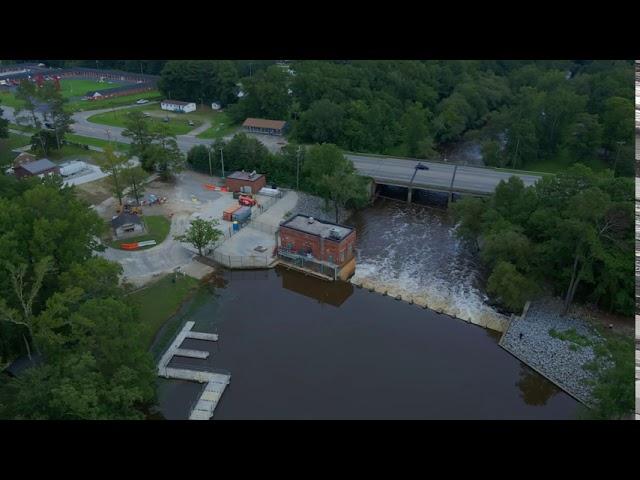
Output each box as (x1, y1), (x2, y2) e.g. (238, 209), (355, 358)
(14, 79), (40, 128)
(296, 99), (344, 144)
(0, 103), (8, 139)
(100, 145), (129, 206)
(186, 145), (211, 174)
(122, 166), (147, 206)
(122, 111), (154, 157)
(0, 256), (53, 360)
(174, 218), (223, 256)
(305, 144), (369, 221)
(400, 102), (434, 158)
(486, 261), (537, 312)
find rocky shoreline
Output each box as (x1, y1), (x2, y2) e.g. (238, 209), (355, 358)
(500, 297), (610, 405)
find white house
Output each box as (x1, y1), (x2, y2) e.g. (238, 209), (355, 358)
(160, 100), (196, 113)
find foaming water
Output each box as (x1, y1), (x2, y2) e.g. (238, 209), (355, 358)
(349, 198), (508, 329)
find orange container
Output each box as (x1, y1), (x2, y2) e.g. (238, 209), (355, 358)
(222, 204), (241, 221)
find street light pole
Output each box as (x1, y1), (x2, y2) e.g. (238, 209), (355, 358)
(296, 146), (301, 191)
(220, 147), (225, 178)
(613, 140), (625, 177)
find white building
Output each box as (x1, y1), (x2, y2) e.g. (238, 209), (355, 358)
(160, 100), (196, 113)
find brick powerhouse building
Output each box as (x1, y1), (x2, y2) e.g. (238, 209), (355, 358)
(225, 171), (267, 193)
(278, 214), (356, 280)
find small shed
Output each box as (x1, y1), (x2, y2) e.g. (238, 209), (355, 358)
(111, 213), (146, 239)
(4, 354), (44, 378)
(225, 170), (267, 193)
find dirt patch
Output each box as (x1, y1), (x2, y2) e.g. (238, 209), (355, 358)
(568, 303), (634, 338)
(75, 177), (113, 206)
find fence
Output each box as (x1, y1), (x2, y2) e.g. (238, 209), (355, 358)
(210, 251), (272, 269)
(277, 248), (339, 279)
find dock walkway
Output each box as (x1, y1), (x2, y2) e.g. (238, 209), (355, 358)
(157, 321), (230, 420)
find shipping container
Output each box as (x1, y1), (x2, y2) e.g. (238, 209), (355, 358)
(59, 161), (87, 177)
(222, 204), (241, 221)
(258, 187), (280, 197)
(232, 206), (252, 222)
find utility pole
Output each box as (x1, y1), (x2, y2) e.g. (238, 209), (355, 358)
(613, 140), (625, 177)
(208, 147), (213, 176)
(220, 147), (225, 178)
(296, 146), (301, 190)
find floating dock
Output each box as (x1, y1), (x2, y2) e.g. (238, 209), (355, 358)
(157, 321), (230, 420)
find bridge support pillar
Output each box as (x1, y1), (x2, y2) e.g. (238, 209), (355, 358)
(407, 187), (413, 204)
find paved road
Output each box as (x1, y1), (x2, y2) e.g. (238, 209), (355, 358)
(4, 104), (543, 194)
(347, 154), (543, 195)
(3, 103), (215, 153)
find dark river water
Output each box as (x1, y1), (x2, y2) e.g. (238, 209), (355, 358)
(157, 198), (582, 420)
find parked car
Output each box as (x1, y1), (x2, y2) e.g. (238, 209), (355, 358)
(136, 99), (149, 104)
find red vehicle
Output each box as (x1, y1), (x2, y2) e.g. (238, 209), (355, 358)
(238, 195), (257, 207)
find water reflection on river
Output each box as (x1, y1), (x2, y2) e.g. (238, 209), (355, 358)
(158, 266), (580, 419)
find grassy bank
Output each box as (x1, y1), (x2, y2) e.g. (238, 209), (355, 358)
(107, 215), (171, 250)
(196, 112), (236, 139)
(128, 274), (200, 350)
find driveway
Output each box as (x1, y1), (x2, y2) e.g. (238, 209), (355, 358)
(100, 212), (194, 284)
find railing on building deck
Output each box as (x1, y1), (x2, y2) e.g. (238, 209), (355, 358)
(276, 248), (339, 280)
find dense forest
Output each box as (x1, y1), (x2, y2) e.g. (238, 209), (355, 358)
(0, 175), (156, 419)
(4, 60), (632, 175)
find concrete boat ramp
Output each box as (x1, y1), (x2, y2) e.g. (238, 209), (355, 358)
(158, 321), (230, 420)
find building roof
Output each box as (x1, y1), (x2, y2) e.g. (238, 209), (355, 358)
(111, 213), (143, 228)
(242, 118), (287, 130)
(19, 158), (57, 174)
(4, 354), (44, 378)
(161, 99), (194, 106)
(280, 214), (354, 241)
(227, 171), (265, 182)
(13, 152), (36, 167)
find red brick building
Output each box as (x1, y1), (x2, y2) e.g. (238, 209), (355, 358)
(278, 214), (356, 267)
(225, 171), (267, 193)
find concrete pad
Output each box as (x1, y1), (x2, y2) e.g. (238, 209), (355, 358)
(181, 260), (215, 280)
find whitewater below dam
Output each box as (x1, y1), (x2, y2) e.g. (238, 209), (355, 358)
(349, 196), (509, 331)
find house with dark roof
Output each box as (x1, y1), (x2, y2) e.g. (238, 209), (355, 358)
(111, 213), (146, 239)
(242, 118), (287, 136)
(3, 353), (44, 378)
(13, 158), (60, 179)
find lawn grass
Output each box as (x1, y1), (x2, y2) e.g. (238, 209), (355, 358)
(108, 215), (171, 250)
(68, 90), (162, 113)
(58, 79), (122, 99)
(196, 111), (237, 139)
(8, 123), (36, 133)
(88, 108), (201, 136)
(86, 103), (230, 137)
(65, 133), (130, 153)
(2, 85), (161, 114)
(45, 143), (106, 163)
(0, 133), (31, 166)
(127, 274), (200, 349)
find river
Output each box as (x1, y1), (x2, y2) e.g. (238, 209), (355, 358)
(156, 196), (581, 419)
